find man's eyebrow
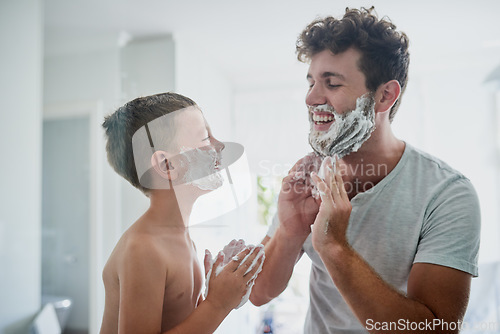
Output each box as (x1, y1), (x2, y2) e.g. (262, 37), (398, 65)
(307, 72), (346, 80)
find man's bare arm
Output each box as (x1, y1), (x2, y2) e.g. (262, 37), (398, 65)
(250, 154), (321, 306)
(319, 244), (470, 334)
(249, 231), (305, 306)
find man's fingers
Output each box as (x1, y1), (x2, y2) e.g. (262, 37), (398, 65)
(288, 152), (322, 176)
(311, 172), (334, 206)
(336, 172), (349, 202)
(281, 172), (309, 195)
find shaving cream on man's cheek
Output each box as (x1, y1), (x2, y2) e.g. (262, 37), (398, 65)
(309, 93), (376, 159)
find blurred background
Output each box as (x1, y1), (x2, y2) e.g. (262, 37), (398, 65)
(1, 0), (500, 333)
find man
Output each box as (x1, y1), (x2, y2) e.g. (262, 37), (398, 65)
(250, 7), (480, 334)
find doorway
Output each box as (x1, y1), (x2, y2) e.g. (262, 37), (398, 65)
(42, 115), (90, 333)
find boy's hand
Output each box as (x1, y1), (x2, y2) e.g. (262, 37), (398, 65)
(203, 239), (246, 276)
(205, 245), (265, 312)
(204, 250), (213, 277)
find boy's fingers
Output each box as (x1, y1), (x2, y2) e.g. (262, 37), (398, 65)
(225, 247), (252, 271)
(204, 249), (213, 276)
(244, 251), (265, 277)
(210, 251), (225, 278)
(237, 245), (264, 275)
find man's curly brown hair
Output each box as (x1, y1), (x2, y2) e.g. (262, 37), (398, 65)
(296, 7), (410, 122)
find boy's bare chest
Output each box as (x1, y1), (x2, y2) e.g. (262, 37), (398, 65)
(160, 242), (204, 329)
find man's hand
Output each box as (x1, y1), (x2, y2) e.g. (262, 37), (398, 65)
(278, 153), (322, 239)
(310, 156), (352, 252)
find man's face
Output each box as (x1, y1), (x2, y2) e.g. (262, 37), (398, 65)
(306, 48), (376, 158)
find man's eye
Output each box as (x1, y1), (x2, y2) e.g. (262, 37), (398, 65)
(328, 84), (341, 89)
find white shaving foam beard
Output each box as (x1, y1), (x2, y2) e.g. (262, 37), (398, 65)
(309, 93), (376, 158)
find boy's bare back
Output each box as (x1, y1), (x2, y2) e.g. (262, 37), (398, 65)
(100, 213), (203, 333)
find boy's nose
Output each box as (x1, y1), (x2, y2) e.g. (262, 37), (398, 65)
(211, 137), (225, 152)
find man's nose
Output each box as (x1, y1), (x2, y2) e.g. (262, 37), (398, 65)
(305, 84), (328, 107)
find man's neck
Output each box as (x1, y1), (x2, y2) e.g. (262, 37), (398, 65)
(339, 125), (405, 198)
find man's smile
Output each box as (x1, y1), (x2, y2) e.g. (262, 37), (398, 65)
(311, 111), (335, 131)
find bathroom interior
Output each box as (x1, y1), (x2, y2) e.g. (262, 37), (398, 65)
(2, 0), (500, 333)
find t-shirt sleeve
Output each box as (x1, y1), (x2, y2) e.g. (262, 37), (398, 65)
(414, 177), (481, 277)
(266, 213), (280, 238)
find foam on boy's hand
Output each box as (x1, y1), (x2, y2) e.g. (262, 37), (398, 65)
(204, 240), (265, 309)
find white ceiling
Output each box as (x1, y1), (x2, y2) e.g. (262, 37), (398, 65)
(44, 0), (500, 91)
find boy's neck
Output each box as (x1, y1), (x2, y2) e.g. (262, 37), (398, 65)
(147, 189), (195, 228)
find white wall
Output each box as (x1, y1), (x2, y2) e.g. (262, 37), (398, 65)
(0, 0), (43, 332)
(393, 48), (500, 264)
(174, 32), (234, 141)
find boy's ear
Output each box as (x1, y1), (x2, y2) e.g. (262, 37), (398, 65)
(151, 151), (178, 180)
(375, 80), (401, 113)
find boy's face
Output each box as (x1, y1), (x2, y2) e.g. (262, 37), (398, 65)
(170, 106), (224, 190)
(173, 106), (213, 152)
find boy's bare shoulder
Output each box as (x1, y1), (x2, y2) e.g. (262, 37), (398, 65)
(104, 220), (174, 279)
(117, 224), (169, 265)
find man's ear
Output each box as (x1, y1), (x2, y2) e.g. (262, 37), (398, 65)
(151, 151), (178, 180)
(375, 80), (401, 113)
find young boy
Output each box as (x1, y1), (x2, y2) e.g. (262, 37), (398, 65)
(100, 92), (264, 333)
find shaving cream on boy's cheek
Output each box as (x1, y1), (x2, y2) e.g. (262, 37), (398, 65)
(178, 146), (224, 191)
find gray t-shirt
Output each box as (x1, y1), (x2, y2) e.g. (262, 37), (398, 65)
(267, 143), (480, 333)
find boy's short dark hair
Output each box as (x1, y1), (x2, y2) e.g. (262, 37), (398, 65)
(296, 7), (410, 121)
(102, 92), (196, 195)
